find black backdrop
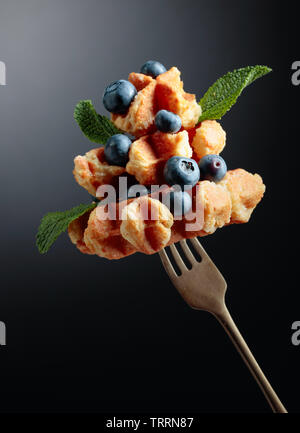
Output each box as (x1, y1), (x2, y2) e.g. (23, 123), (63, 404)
(0, 0), (298, 414)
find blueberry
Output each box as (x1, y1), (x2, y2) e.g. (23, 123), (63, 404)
(104, 134), (132, 167)
(103, 80), (137, 114)
(140, 60), (167, 78)
(164, 156), (200, 190)
(198, 154), (227, 182)
(166, 190), (192, 217)
(155, 110), (182, 133)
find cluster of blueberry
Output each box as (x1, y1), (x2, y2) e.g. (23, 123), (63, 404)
(102, 61), (227, 217)
(163, 154), (227, 216)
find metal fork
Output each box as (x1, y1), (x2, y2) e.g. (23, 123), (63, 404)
(159, 238), (287, 413)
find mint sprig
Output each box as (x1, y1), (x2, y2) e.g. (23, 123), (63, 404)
(36, 202), (97, 254)
(198, 65), (272, 122)
(74, 100), (120, 144)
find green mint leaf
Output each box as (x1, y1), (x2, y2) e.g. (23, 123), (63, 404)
(74, 100), (120, 144)
(36, 202), (97, 254)
(198, 65), (272, 122)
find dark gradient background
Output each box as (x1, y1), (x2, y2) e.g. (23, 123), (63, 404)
(0, 0), (298, 413)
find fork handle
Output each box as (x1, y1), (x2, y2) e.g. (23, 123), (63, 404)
(215, 307), (287, 413)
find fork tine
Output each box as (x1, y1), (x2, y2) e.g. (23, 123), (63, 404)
(190, 237), (211, 262)
(158, 248), (177, 278)
(170, 244), (188, 273)
(179, 239), (197, 265)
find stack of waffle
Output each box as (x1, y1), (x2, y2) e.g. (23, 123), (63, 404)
(69, 67), (265, 259)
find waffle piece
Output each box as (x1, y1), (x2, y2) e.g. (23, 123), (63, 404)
(155, 67), (201, 128)
(128, 72), (153, 91)
(191, 120), (226, 160)
(111, 75), (157, 137)
(120, 196), (173, 254)
(219, 168), (265, 223)
(167, 169), (264, 238)
(68, 169), (265, 260)
(68, 210), (94, 255)
(111, 68), (201, 136)
(73, 147), (125, 196)
(196, 180), (231, 234)
(83, 204), (137, 260)
(126, 130), (192, 185)
(167, 180), (231, 243)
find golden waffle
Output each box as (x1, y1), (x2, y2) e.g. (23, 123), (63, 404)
(219, 168), (265, 223)
(126, 130), (192, 185)
(191, 120), (226, 159)
(111, 76), (157, 138)
(155, 67), (201, 128)
(73, 147), (125, 196)
(128, 72), (153, 91)
(68, 169), (265, 260)
(73, 121), (228, 203)
(111, 67), (201, 137)
(68, 210), (94, 255)
(120, 196), (173, 254)
(70, 63), (265, 260)
(82, 202), (137, 260)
